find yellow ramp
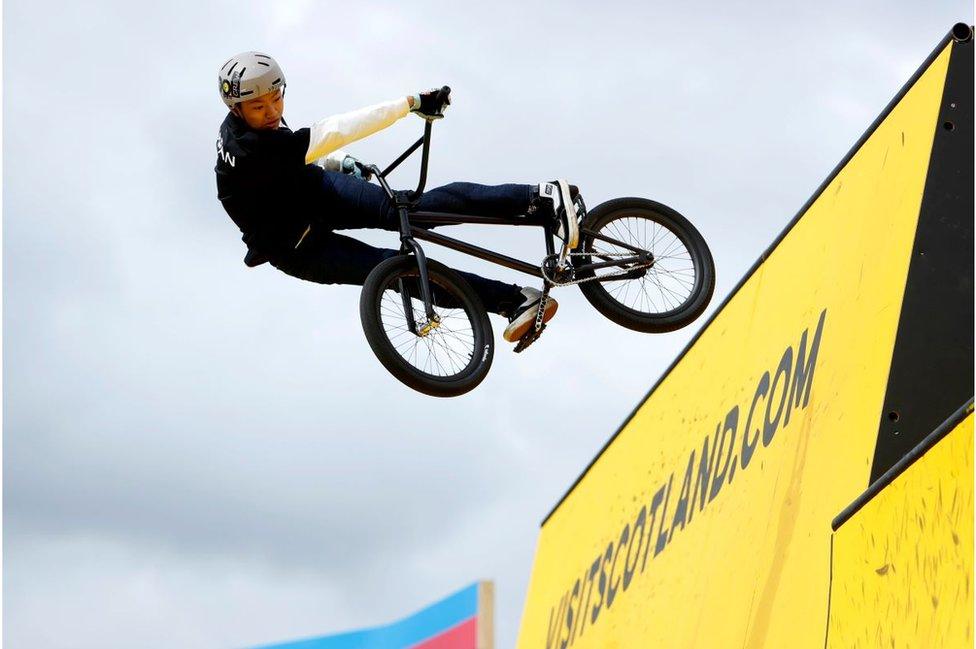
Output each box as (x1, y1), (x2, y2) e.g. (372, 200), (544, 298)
(517, 27), (972, 649)
(826, 411), (973, 648)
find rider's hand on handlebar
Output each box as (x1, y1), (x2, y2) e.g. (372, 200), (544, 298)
(410, 87), (451, 120)
(341, 155), (373, 181)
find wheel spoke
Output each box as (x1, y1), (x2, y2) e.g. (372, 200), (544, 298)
(376, 271), (481, 379)
(587, 212), (700, 316)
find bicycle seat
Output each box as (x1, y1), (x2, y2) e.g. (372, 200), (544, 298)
(243, 248), (269, 267)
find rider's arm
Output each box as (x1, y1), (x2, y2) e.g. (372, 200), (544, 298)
(304, 97), (411, 164)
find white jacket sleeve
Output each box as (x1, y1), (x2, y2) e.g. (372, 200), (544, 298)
(304, 97), (411, 164)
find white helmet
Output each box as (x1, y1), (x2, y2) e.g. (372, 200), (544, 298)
(218, 51), (286, 108)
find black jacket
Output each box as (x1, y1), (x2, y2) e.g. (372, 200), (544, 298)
(214, 112), (324, 256)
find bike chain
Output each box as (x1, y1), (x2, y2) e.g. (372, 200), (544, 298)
(541, 252), (654, 287)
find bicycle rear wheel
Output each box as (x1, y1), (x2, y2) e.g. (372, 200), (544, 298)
(577, 197), (715, 333)
(360, 256), (493, 397)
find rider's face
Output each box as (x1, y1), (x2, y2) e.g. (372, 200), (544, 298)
(235, 89), (284, 130)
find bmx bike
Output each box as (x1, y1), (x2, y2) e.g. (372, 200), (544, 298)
(358, 88), (715, 397)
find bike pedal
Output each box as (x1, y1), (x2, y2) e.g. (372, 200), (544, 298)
(513, 324), (546, 354)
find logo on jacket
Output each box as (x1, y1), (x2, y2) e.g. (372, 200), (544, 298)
(216, 135), (236, 167)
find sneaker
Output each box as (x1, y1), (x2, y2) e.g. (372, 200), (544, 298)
(531, 180), (580, 250)
(555, 180), (579, 249)
(503, 287), (559, 342)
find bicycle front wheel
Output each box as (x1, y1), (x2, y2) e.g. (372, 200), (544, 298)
(360, 256), (494, 397)
(577, 197), (715, 333)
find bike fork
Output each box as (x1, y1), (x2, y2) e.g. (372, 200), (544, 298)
(398, 206), (436, 323)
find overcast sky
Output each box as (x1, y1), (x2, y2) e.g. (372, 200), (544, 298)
(3, 2), (970, 648)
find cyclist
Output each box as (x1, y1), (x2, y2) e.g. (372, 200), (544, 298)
(214, 51), (580, 343)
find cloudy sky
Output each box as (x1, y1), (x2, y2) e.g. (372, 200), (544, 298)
(3, 1), (969, 647)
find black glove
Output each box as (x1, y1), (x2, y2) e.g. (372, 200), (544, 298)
(411, 86), (451, 120)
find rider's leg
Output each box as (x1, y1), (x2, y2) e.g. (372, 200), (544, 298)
(269, 231), (527, 316)
(314, 172), (535, 231)
(412, 182), (533, 220)
(314, 171), (399, 231)
(315, 172), (581, 235)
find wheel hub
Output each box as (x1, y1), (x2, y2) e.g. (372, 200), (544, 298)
(417, 315), (441, 337)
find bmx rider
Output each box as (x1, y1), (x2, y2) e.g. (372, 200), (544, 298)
(214, 51), (581, 342)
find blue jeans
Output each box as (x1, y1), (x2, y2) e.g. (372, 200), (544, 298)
(270, 171), (534, 316)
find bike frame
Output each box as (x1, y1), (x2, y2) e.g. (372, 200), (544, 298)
(365, 98), (652, 326)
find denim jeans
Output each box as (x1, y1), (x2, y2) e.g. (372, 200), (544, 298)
(269, 171), (534, 316)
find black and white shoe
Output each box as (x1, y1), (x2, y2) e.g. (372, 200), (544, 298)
(532, 180), (580, 253)
(503, 287), (559, 342)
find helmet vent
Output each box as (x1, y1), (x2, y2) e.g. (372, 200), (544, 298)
(240, 90), (253, 96)
(272, 78), (281, 84)
(226, 62), (238, 75)
(254, 53), (271, 59)
(220, 58), (234, 71)
(257, 61), (270, 66)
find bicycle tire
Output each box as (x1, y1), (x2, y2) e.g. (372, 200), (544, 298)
(360, 256), (493, 397)
(577, 197), (715, 333)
